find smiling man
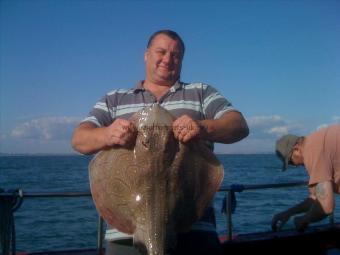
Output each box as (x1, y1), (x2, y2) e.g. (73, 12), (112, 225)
(72, 29), (249, 255)
(144, 32), (183, 91)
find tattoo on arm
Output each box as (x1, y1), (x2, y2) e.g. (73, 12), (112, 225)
(315, 183), (327, 200)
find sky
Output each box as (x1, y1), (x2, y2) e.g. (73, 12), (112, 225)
(0, 0), (339, 154)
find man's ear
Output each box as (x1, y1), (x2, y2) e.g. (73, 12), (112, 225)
(293, 144), (303, 159)
(144, 50), (148, 62)
(293, 144), (300, 151)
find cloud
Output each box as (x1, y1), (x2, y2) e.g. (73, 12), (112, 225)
(217, 115), (340, 154)
(246, 115), (302, 139)
(0, 133), (7, 140)
(316, 116), (340, 130)
(10, 117), (81, 141)
(215, 115), (308, 154)
(332, 116), (340, 123)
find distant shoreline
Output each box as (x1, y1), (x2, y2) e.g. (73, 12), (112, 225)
(0, 153), (81, 156)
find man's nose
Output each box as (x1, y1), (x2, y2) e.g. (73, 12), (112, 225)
(162, 52), (172, 64)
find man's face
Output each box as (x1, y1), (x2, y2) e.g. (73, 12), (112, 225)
(144, 34), (183, 86)
(289, 145), (304, 166)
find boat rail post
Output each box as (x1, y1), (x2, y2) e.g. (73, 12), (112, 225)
(97, 216), (104, 254)
(226, 190), (233, 240)
(0, 189), (23, 255)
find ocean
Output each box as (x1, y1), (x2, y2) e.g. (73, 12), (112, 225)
(1, 154), (339, 253)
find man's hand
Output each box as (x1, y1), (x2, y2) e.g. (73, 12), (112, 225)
(172, 115), (201, 143)
(105, 119), (137, 147)
(271, 211), (291, 232)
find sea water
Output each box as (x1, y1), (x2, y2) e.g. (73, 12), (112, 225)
(1, 154), (339, 252)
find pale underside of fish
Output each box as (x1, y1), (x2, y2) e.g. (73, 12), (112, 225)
(89, 104), (224, 255)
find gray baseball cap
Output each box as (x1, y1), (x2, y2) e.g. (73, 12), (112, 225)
(275, 134), (300, 171)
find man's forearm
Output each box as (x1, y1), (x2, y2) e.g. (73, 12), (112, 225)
(72, 124), (109, 155)
(199, 111), (249, 144)
(301, 199), (329, 223)
(72, 119), (138, 154)
(285, 197), (315, 216)
(298, 182), (334, 224)
(294, 199), (330, 232)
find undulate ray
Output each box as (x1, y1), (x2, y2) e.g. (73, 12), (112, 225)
(89, 104), (224, 255)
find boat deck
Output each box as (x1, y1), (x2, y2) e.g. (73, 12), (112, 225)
(17, 223), (340, 255)
(18, 251), (104, 255)
(222, 223), (340, 255)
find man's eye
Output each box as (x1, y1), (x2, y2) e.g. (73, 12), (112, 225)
(155, 50), (165, 55)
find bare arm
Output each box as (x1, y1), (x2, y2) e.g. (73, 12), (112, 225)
(271, 197), (314, 231)
(312, 181), (335, 215)
(199, 111), (249, 144)
(173, 111), (249, 144)
(282, 197), (315, 216)
(271, 181), (334, 232)
(71, 120), (137, 155)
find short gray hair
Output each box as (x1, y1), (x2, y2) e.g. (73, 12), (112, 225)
(147, 30), (185, 56)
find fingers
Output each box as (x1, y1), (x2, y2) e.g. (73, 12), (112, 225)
(107, 115), (202, 146)
(105, 119), (137, 147)
(271, 218), (284, 232)
(173, 115), (201, 143)
(271, 213), (288, 232)
(271, 216), (279, 232)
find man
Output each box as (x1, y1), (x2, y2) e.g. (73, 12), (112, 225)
(72, 30), (249, 254)
(272, 124), (340, 232)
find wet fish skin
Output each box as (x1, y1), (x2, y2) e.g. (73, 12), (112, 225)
(89, 104), (224, 255)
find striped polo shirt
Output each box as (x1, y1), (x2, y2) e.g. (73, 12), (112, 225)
(83, 80), (238, 239)
(82, 80), (237, 127)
